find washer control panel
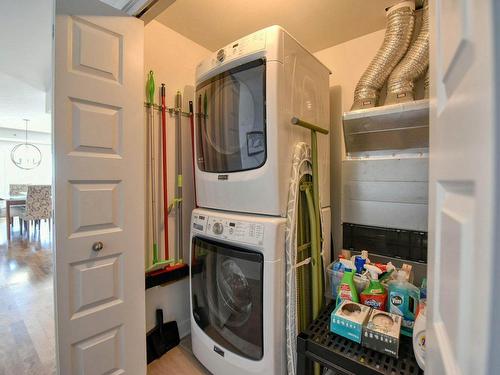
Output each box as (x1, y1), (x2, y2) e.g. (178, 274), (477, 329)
(192, 213), (264, 246)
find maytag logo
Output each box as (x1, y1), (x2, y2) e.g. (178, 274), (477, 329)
(218, 175), (228, 180)
(214, 346), (224, 357)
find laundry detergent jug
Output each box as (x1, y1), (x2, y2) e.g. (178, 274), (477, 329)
(387, 270), (420, 336)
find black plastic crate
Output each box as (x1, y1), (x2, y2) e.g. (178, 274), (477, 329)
(342, 223), (427, 262)
(297, 303), (423, 375)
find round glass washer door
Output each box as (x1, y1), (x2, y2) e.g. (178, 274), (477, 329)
(214, 256), (253, 327)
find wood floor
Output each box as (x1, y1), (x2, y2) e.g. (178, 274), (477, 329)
(0, 218), (55, 375)
(147, 336), (211, 375)
(0, 218), (210, 374)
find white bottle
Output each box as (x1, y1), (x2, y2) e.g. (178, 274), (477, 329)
(413, 300), (426, 370)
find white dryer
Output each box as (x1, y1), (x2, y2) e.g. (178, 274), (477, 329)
(190, 208), (286, 375)
(194, 25), (330, 217)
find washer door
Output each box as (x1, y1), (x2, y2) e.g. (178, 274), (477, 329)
(191, 236), (264, 360)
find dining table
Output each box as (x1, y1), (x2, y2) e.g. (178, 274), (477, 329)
(0, 194), (27, 241)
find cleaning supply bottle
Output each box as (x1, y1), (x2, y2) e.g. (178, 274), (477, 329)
(336, 259), (359, 305)
(354, 255), (366, 274)
(354, 250), (370, 274)
(420, 278), (427, 299)
(413, 300), (427, 370)
(387, 270), (420, 336)
(333, 255), (346, 272)
(360, 264), (387, 311)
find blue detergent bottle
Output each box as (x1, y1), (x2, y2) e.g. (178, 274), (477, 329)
(387, 270), (420, 336)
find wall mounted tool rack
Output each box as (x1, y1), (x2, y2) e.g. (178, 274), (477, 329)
(144, 103), (191, 117)
(144, 100), (191, 289)
(145, 265), (189, 289)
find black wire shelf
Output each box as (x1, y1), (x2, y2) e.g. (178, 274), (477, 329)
(297, 303), (423, 375)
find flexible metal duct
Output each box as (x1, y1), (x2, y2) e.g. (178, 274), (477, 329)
(386, 0), (429, 104)
(351, 1), (415, 110)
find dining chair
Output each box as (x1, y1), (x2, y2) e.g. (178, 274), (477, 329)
(9, 184), (28, 196)
(19, 185), (52, 236)
(8, 184), (28, 230)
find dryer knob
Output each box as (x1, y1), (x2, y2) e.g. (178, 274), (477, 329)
(216, 49), (225, 62)
(213, 222), (224, 235)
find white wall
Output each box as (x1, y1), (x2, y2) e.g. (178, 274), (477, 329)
(314, 29), (386, 130)
(0, 139), (52, 196)
(314, 29), (429, 253)
(144, 20), (211, 336)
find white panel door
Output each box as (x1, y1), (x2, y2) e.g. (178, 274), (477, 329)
(53, 2), (146, 374)
(428, 1), (498, 374)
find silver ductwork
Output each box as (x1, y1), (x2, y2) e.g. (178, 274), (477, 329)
(386, 0), (429, 104)
(424, 69), (430, 98)
(351, 1), (416, 110)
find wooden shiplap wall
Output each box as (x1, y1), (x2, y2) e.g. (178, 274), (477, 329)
(342, 158), (429, 232)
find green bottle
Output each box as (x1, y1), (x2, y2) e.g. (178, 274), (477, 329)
(336, 259), (359, 305)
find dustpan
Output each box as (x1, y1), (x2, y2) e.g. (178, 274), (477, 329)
(146, 309), (180, 364)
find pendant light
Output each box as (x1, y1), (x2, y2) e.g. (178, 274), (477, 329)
(10, 119), (42, 170)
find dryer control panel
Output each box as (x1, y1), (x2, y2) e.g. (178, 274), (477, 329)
(192, 213), (264, 246)
(195, 28), (267, 81)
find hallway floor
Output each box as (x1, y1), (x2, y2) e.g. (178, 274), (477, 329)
(0, 218), (55, 375)
(0, 218), (209, 374)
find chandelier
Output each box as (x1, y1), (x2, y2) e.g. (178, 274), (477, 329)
(10, 119), (42, 170)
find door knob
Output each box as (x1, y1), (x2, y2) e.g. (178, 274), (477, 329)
(92, 241), (104, 252)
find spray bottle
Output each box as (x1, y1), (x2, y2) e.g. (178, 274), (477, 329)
(336, 259), (359, 305)
(360, 264), (387, 311)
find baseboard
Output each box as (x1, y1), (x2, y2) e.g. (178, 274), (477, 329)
(178, 317), (191, 339)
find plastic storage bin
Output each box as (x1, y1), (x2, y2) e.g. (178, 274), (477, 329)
(325, 261), (369, 301)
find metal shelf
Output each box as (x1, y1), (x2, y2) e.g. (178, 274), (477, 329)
(343, 100), (429, 155)
(297, 303), (423, 375)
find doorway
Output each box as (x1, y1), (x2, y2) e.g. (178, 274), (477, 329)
(0, 0), (55, 374)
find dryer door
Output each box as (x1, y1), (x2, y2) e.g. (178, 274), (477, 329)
(191, 236), (264, 360)
(196, 59), (266, 174)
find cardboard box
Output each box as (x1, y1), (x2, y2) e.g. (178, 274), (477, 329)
(362, 310), (402, 358)
(330, 301), (371, 343)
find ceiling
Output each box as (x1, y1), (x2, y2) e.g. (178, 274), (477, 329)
(0, 73), (52, 134)
(155, 0), (401, 52)
(0, 0), (52, 133)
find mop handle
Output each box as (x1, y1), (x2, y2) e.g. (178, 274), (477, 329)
(150, 104), (157, 264)
(161, 84), (169, 260)
(189, 101), (198, 208)
(175, 91), (183, 263)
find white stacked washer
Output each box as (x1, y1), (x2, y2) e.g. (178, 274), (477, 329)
(190, 209), (286, 375)
(190, 25), (330, 375)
